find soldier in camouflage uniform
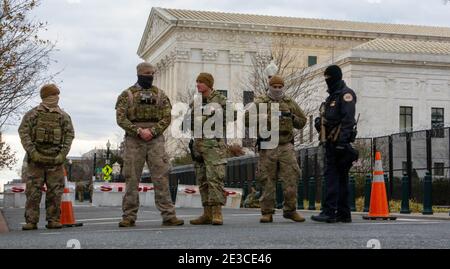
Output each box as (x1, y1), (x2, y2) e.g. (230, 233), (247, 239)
(75, 179), (85, 202)
(88, 178), (94, 203)
(189, 73), (228, 226)
(243, 187), (260, 208)
(18, 84), (75, 230)
(115, 62), (183, 227)
(247, 76), (307, 223)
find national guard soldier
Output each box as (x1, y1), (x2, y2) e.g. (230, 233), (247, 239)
(311, 65), (359, 223)
(115, 62), (184, 227)
(88, 178), (94, 203)
(247, 75), (307, 223)
(189, 73), (228, 226)
(19, 84), (75, 230)
(75, 179), (85, 202)
(243, 187), (260, 208)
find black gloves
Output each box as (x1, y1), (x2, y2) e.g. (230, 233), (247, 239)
(314, 117), (321, 133)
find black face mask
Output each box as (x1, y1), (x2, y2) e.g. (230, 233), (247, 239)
(325, 77), (339, 89)
(137, 75), (154, 89)
(324, 65), (343, 91)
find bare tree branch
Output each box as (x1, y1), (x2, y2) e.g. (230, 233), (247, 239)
(243, 37), (322, 149)
(0, 131), (17, 169)
(0, 0), (58, 131)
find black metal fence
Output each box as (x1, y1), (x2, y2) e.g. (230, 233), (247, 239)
(169, 127), (450, 206)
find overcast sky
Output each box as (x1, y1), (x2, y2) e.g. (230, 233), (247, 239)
(1, 0), (450, 186)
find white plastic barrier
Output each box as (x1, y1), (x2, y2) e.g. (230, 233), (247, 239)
(175, 184), (243, 209)
(175, 185), (202, 208)
(91, 182), (155, 207)
(224, 188), (243, 209)
(2, 182), (75, 208)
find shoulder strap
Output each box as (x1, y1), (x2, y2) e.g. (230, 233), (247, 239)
(126, 89), (133, 108)
(125, 88), (137, 120)
(155, 87), (162, 106)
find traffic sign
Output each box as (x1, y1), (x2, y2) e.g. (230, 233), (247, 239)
(102, 165), (112, 176)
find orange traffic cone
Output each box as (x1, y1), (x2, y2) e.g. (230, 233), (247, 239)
(363, 152), (396, 220)
(60, 168), (83, 227)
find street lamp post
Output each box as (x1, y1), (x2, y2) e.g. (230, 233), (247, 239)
(106, 140), (111, 165)
(68, 159), (73, 181)
(93, 148), (97, 182)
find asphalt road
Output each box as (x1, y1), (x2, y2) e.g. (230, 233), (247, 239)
(1, 204), (449, 249)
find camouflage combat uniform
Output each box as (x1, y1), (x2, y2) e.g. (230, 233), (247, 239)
(243, 190), (260, 208)
(88, 180), (94, 203)
(190, 90), (228, 207)
(250, 94), (307, 218)
(18, 104), (74, 225)
(76, 181), (85, 202)
(116, 83), (177, 223)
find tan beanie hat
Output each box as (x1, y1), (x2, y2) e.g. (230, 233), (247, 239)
(269, 75), (284, 87)
(196, 72), (214, 89)
(40, 84), (60, 99)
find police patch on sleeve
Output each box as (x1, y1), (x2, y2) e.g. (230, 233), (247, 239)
(343, 93), (353, 102)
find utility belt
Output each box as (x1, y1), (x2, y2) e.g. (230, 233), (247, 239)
(256, 136), (293, 150)
(126, 122), (158, 138)
(189, 138), (225, 162)
(132, 121), (157, 129)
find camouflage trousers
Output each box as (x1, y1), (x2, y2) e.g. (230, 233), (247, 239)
(77, 190), (84, 202)
(122, 134), (176, 222)
(243, 192), (260, 208)
(76, 184), (84, 202)
(193, 139), (227, 206)
(89, 184), (93, 203)
(24, 161), (64, 224)
(258, 143), (301, 215)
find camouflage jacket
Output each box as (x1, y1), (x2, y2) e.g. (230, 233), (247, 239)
(18, 104), (74, 157)
(246, 94), (307, 145)
(115, 84), (172, 137)
(189, 89), (229, 141)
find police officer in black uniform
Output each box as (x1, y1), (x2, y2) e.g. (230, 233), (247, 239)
(311, 65), (359, 223)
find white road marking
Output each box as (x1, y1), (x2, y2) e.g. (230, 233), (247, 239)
(20, 213), (262, 225)
(84, 219), (161, 226)
(39, 227), (197, 235)
(350, 221), (444, 225)
(396, 218), (428, 222)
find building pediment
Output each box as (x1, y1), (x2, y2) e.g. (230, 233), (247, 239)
(137, 8), (177, 57)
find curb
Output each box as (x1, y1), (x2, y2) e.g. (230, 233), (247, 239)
(296, 209), (450, 221)
(0, 209), (10, 233)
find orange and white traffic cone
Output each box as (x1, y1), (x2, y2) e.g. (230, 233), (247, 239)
(60, 168), (83, 227)
(363, 152), (396, 220)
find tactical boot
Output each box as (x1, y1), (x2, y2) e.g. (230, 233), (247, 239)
(162, 217), (184, 226)
(211, 206), (223, 225)
(283, 211), (306, 222)
(118, 219), (136, 227)
(22, 223), (38, 231)
(311, 212), (336, 223)
(336, 214), (352, 223)
(190, 206), (212, 225)
(45, 221), (63, 229)
(260, 214), (273, 223)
